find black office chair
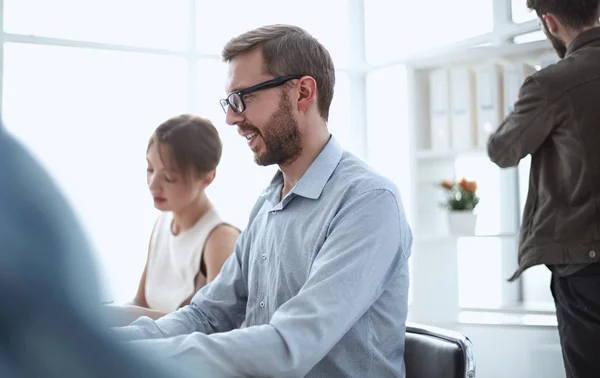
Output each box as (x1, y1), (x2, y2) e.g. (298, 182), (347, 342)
(405, 322), (475, 378)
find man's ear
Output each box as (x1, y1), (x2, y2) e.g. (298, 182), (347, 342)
(542, 13), (561, 35)
(296, 76), (317, 113)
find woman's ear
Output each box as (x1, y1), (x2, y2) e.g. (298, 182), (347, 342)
(200, 170), (216, 189)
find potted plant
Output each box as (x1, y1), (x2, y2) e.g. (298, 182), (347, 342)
(439, 178), (480, 235)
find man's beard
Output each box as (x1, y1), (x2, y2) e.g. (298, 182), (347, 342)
(242, 92), (303, 167)
(542, 19), (567, 59)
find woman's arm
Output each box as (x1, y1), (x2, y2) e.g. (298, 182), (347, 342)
(204, 224), (240, 283)
(179, 224), (240, 307)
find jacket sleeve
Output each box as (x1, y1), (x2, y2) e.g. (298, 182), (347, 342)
(487, 76), (556, 168)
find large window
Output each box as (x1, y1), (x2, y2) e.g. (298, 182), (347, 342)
(3, 43), (188, 300)
(511, 0), (537, 24)
(4, 0), (189, 50)
(195, 0), (350, 67)
(1, 1), (354, 302)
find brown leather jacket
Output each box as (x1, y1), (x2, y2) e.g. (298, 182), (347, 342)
(488, 27), (600, 281)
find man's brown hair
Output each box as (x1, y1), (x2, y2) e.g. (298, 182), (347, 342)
(222, 24), (335, 121)
(148, 114), (222, 179)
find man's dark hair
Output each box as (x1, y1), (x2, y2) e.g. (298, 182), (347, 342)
(526, 0), (600, 29)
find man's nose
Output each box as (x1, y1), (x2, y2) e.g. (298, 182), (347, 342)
(225, 106), (244, 126)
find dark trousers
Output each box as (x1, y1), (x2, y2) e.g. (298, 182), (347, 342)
(551, 263), (600, 378)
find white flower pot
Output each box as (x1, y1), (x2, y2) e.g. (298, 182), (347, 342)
(447, 211), (477, 236)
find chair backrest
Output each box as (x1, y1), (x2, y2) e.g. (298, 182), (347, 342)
(405, 322), (475, 378)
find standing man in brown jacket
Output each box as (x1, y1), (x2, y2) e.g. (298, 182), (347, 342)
(488, 1), (600, 377)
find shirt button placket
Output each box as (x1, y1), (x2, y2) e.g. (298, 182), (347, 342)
(257, 219), (272, 317)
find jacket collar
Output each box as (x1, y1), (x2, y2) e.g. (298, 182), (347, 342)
(566, 26), (600, 56)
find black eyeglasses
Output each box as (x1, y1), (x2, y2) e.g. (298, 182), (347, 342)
(220, 74), (304, 114)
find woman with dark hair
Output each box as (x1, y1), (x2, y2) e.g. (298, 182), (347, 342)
(106, 114), (240, 325)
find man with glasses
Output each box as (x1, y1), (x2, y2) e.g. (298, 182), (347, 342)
(488, 1), (600, 377)
(113, 24), (412, 377)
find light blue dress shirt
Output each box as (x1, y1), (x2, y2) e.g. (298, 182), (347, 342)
(114, 136), (412, 377)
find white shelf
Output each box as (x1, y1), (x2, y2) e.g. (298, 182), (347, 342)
(415, 232), (517, 243)
(458, 310), (557, 328)
(415, 147), (488, 161)
(461, 302), (556, 315)
(406, 39), (552, 70)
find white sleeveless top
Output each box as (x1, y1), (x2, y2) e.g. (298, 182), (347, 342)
(145, 208), (223, 313)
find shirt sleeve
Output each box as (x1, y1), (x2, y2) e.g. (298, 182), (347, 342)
(125, 188), (410, 377)
(111, 240), (248, 341)
(488, 76), (556, 168)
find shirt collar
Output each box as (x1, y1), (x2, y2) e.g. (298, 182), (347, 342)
(263, 135), (343, 200)
(566, 26), (600, 56)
